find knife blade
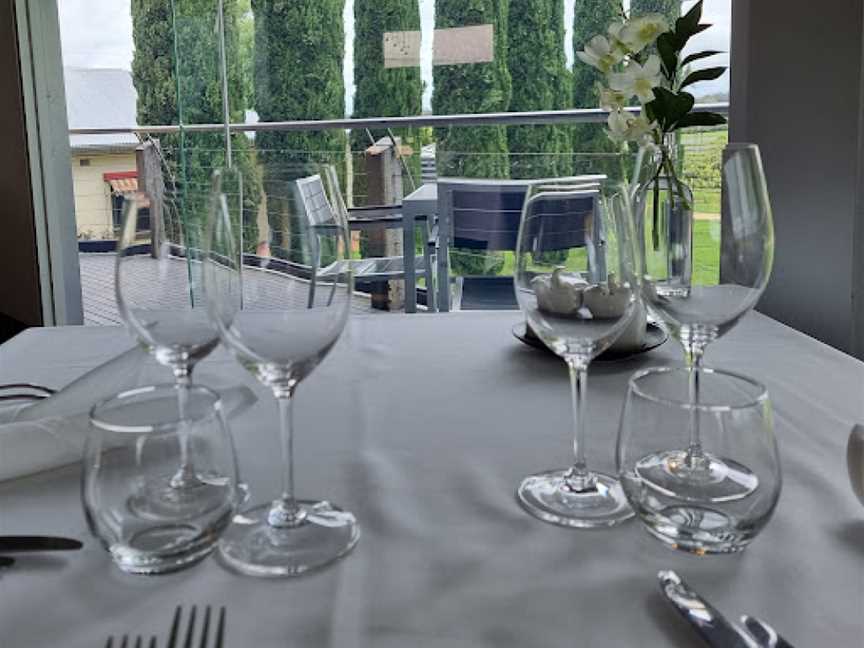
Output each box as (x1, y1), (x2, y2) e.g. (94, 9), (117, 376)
(658, 570), (758, 648)
(0, 536), (82, 552)
(742, 615), (796, 648)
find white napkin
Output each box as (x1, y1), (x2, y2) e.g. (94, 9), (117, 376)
(0, 346), (257, 482)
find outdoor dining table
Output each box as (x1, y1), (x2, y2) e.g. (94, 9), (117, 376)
(0, 311), (862, 647)
(402, 182), (438, 314)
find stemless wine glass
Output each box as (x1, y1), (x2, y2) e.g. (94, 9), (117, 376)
(514, 180), (641, 527)
(82, 384), (239, 574)
(637, 143), (774, 501)
(116, 172), (223, 518)
(205, 164), (358, 576)
(617, 367), (781, 554)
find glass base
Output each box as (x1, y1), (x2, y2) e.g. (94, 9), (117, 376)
(217, 500), (359, 577)
(110, 516), (230, 575)
(517, 469), (634, 528)
(127, 474), (230, 521)
(635, 450), (758, 502)
(641, 505), (756, 555)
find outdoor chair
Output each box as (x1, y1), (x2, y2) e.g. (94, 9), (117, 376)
(297, 172), (437, 311)
(434, 176), (606, 311)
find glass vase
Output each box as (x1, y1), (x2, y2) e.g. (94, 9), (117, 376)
(636, 145), (694, 297)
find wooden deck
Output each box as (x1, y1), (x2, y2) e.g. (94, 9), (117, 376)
(79, 253), (385, 326)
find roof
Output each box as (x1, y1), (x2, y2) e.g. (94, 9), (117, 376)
(64, 67), (139, 153)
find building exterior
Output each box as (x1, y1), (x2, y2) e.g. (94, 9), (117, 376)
(65, 67), (139, 240)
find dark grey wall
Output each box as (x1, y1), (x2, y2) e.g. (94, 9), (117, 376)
(0, 0), (43, 328)
(731, 0), (864, 355)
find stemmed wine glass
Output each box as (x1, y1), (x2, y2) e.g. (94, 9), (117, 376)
(116, 176), (223, 518)
(204, 164), (358, 576)
(514, 180), (641, 528)
(636, 143), (774, 500)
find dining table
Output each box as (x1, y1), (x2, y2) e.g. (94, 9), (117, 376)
(0, 310), (862, 647)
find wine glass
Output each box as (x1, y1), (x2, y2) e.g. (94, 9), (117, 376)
(204, 164), (358, 576)
(514, 180), (641, 528)
(116, 174), (222, 518)
(637, 143), (774, 500)
(617, 366), (781, 554)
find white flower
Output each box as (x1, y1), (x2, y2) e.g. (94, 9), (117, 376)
(627, 114), (656, 141)
(599, 86), (628, 111)
(606, 109), (658, 144)
(576, 35), (624, 73)
(606, 22), (629, 57)
(619, 14), (669, 54)
(609, 55), (663, 104)
(607, 109), (634, 143)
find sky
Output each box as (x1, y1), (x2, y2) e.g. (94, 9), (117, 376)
(58, 0), (730, 118)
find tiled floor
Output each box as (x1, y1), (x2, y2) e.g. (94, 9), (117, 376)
(79, 253), (384, 326)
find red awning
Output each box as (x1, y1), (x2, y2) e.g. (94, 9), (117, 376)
(107, 177), (138, 195)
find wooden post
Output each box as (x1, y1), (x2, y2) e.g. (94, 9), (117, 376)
(136, 140), (164, 258)
(364, 136), (405, 310)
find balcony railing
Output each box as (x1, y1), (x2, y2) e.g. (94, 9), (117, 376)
(68, 104), (730, 136)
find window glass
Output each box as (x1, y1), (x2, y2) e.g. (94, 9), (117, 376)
(59, 0), (730, 320)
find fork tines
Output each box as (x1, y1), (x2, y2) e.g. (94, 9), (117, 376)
(167, 605), (226, 648)
(105, 636), (157, 648)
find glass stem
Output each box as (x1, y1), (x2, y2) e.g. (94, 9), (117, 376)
(268, 391), (307, 528)
(170, 364), (200, 489)
(565, 357), (595, 493)
(685, 347), (706, 468)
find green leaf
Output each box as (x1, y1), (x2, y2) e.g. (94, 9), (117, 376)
(643, 100), (657, 124)
(691, 23), (712, 37)
(672, 112), (728, 130)
(682, 50), (723, 67)
(656, 33), (679, 79)
(680, 66), (727, 90)
(676, 0), (703, 38)
(651, 88), (695, 131)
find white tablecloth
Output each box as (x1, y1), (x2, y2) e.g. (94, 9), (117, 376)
(0, 313), (862, 647)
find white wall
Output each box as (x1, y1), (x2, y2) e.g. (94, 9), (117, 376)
(731, 0), (864, 356)
(71, 151), (136, 238)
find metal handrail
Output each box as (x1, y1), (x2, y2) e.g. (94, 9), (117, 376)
(69, 103), (729, 136)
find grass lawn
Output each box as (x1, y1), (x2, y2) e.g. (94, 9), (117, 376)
(466, 219), (720, 286)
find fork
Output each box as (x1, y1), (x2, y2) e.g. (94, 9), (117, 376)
(166, 605), (226, 648)
(104, 637), (157, 648)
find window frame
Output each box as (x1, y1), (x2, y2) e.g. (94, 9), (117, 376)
(15, 0), (83, 326)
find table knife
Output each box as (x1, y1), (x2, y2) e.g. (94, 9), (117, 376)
(742, 615), (796, 648)
(0, 536), (82, 552)
(658, 570), (758, 648)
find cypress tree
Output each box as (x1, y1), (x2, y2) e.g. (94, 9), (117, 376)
(131, 0), (260, 250)
(433, 0), (511, 179)
(352, 0), (424, 264)
(252, 0), (347, 163)
(571, 0), (620, 177)
(251, 0), (346, 260)
(352, 0), (423, 201)
(630, 0), (680, 24)
(353, 0), (422, 125)
(506, 0), (571, 179)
